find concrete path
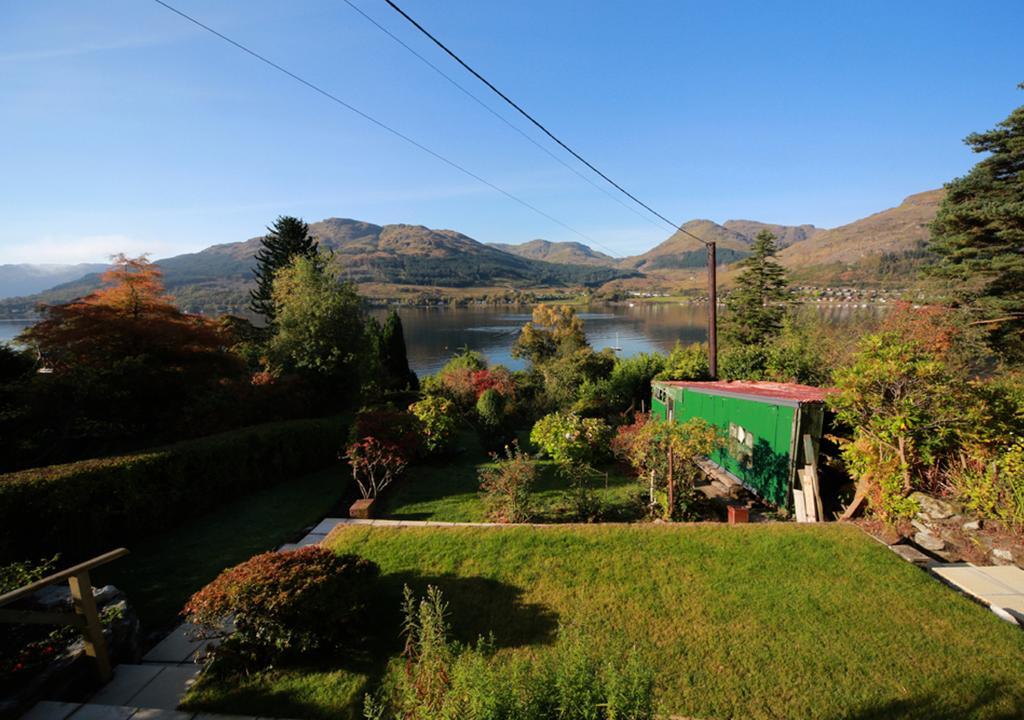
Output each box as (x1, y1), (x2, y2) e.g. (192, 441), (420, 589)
(931, 563), (1024, 625)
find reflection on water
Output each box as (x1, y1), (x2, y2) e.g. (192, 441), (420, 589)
(371, 304), (884, 377)
(370, 304), (714, 376)
(4, 304), (882, 377)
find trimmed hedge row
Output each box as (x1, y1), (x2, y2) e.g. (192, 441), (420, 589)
(0, 417), (346, 564)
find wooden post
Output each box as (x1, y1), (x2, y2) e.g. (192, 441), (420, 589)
(68, 571), (111, 683)
(802, 434), (825, 522)
(707, 241), (718, 379)
(667, 449), (675, 519)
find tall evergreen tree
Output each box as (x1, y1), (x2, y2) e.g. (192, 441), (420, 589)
(379, 310), (419, 390)
(722, 230), (789, 346)
(249, 216), (319, 322)
(928, 85), (1024, 362)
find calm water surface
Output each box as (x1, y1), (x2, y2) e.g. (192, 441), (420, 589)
(371, 304), (880, 376)
(3, 305), (879, 377)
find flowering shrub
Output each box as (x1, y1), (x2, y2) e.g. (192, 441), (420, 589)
(347, 437), (408, 499)
(530, 411), (611, 464)
(183, 546), (379, 661)
(409, 396), (460, 455)
(471, 367), (516, 399)
(479, 444), (536, 523)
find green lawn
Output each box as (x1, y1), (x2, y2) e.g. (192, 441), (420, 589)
(380, 429), (646, 522)
(183, 523), (1024, 720)
(94, 465), (348, 633)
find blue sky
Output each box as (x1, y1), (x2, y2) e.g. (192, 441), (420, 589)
(1, 0), (1022, 263)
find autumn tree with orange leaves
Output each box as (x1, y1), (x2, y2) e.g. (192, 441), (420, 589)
(7, 255), (244, 463)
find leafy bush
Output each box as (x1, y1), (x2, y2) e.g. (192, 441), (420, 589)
(421, 350), (490, 410)
(559, 462), (604, 522)
(346, 437), (408, 499)
(530, 412), (611, 464)
(409, 396), (460, 455)
(657, 341), (710, 382)
(475, 388), (515, 453)
(365, 585), (654, 720)
(184, 546), (378, 662)
(718, 344), (768, 380)
(830, 332), (965, 519)
(576, 353), (666, 416)
(0, 417), (346, 563)
(479, 444), (536, 523)
(613, 413), (720, 520)
(351, 406), (423, 461)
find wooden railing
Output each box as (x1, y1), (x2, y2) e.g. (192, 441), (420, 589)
(0, 548), (129, 682)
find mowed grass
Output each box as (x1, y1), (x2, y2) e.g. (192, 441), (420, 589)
(380, 429), (645, 522)
(94, 465), (348, 633)
(183, 523), (1024, 720)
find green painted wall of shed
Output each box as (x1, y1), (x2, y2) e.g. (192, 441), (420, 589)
(651, 383), (799, 506)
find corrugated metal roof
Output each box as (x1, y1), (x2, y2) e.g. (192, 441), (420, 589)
(657, 380), (835, 404)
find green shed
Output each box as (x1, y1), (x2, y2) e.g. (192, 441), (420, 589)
(650, 380), (831, 509)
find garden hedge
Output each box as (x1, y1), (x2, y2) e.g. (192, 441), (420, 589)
(0, 416), (346, 564)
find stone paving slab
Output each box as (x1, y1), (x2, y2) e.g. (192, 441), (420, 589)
(69, 705), (137, 719)
(888, 543), (933, 565)
(310, 518), (344, 534)
(930, 563), (1024, 623)
(129, 666), (201, 710)
(142, 624), (210, 664)
(20, 701), (82, 719)
(129, 709), (194, 720)
(89, 665), (165, 706)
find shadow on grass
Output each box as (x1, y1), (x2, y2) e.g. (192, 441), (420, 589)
(837, 680), (1024, 720)
(373, 572), (560, 650)
(185, 572), (558, 720)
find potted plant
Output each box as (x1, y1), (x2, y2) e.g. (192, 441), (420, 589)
(345, 437), (407, 518)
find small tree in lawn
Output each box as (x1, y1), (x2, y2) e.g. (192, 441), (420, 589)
(250, 215), (320, 323)
(722, 230), (790, 348)
(479, 443), (536, 523)
(347, 437), (407, 499)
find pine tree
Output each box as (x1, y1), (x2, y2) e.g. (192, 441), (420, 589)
(722, 230), (790, 346)
(928, 85), (1024, 362)
(249, 216), (319, 322)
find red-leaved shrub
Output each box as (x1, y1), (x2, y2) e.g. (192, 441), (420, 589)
(183, 546), (379, 658)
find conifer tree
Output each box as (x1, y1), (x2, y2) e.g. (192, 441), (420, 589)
(722, 230), (789, 346)
(249, 216), (319, 322)
(379, 310), (418, 390)
(928, 85), (1024, 361)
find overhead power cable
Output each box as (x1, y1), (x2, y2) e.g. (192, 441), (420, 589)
(150, 0), (604, 248)
(340, 0), (666, 246)
(381, 0), (711, 247)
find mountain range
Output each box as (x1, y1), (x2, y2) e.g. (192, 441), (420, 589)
(0, 188), (945, 315)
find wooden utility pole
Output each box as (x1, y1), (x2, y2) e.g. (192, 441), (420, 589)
(707, 241), (718, 378)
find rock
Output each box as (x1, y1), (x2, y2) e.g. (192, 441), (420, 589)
(962, 519), (982, 532)
(92, 585), (121, 605)
(31, 585), (72, 609)
(910, 492), (956, 520)
(914, 531), (945, 552)
(911, 519), (932, 535)
(992, 548), (1014, 564)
